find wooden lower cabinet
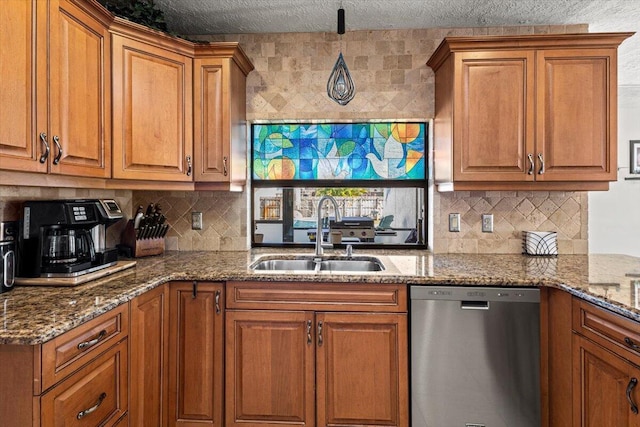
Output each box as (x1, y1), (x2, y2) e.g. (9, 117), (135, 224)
(317, 312), (408, 427)
(573, 334), (640, 427)
(130, 283), (170, 426)
(40, 339), (128, 426)
(225, 310), (316, 426)
(225, 305), (408, 427)
(168, 281), (224, 427)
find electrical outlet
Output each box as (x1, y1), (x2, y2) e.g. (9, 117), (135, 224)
(449, 213), (460, 232)
(191, 212), (203, 230)
(482, 214), (493, 233)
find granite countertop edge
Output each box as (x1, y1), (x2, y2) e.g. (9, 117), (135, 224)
(1, 250), (639, 345)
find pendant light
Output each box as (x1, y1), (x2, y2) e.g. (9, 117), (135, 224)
(327, 7), (355, 105)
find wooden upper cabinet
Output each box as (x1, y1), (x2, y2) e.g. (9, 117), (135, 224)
(0, 0), (111, 177)
(428, 33), (633, 191)
(47, 0), (112, 178)
(454, 50), (535, 182)
(0, 0), (43, 173)
(111, 32), (193, 181)
(536, 49), (616, 182)
(193, 46), (253, 190)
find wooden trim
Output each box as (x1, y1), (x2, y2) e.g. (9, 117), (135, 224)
(226, 281), (407, 312)
(195, 43), (255, 76)
(0, 345), (37, 426)
(428, 32), (634, 71)
(68, 0), (114, 27)
(545, 288), (573, 427)
(109, 17), (195, 56)
(443, 180), (610, 191)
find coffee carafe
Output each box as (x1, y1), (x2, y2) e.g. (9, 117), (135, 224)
(42, 227), (96, 267)
(18, 200), (123, 278)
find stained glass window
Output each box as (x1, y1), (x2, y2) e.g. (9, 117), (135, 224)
(252, 122), (426, 181)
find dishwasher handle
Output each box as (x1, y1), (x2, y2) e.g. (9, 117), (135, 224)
(460, 300), (490, 310)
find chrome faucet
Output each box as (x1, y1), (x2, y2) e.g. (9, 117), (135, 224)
(315, 195), (341, 256)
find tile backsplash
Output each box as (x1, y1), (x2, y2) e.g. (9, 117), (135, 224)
(132, 191), (247, 251)
(433, 191), (587, 254)
(0, 186), (132, 248)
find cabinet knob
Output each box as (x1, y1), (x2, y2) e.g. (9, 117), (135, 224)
(39, 132), (49, 163)
(52, 135), (62, 165)
(537, 153), (545, 175)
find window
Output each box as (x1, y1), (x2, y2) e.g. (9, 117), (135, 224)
(251, 122), (427, 248)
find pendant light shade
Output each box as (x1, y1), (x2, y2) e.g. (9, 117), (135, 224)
(327, 7), (355, 106)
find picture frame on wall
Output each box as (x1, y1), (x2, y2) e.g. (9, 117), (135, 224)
(631, 140), (640, 174)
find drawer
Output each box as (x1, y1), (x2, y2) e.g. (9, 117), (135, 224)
(572, 297), (640, 364)
(41, 304), (129, 391)
(226, 281), (407, 312)
(40, 338), (128, 427)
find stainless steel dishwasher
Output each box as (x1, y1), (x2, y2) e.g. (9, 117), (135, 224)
(410, 286), (540, 427)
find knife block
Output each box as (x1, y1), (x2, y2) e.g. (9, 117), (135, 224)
(121, 220), (165, 258)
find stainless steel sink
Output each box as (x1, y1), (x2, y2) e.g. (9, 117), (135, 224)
(250, 256), (385, 272)
(319, 259), (384, 272)
(250, 259), (316, 271)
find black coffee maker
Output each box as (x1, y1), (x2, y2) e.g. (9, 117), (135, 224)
(18, 200), (123, 278)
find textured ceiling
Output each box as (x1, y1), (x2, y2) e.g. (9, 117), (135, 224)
(154, 0), (639, 85)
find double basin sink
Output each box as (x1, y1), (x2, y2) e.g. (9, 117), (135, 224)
(250, 255), (385, 273)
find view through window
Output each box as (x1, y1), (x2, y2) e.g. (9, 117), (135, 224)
(251, 122), (427, 248)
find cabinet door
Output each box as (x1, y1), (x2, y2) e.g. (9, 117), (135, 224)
(225, 310), (315, 427)
(47, 0), (111, 178)
(573, 334), (640, 427)
(193, 57), (248, 185)
(536, 49), (617, 181)
(0, 0), (46, 173)
(454, 50), (535, 182)
(130, 284), (169, 427)
(193, 58), (228, 182)
(316, 312), (409, 427)
(168, 282), (224, 427)
(112, 34), (193, 181)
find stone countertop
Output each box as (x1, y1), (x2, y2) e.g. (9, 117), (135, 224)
(1, 249), (639, 345)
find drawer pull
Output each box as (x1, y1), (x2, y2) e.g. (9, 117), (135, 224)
(306, 319), (312, 345)
(527, 153), (534, 175)
(77, 392), (107, 420)
(77, 330), (107, 350)
(624, 337), (640, 353)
